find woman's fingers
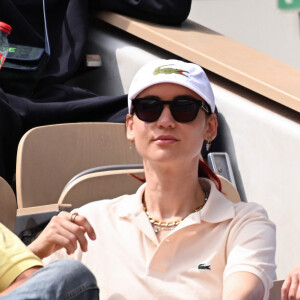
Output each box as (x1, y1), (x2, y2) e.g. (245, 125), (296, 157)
(29, 211), (96, 259)
(282, 277), (291, 300)
(29, 214), (77, 258)
(62, 217), (90, 252)
(51, 231), (78, 255)
(58, 211), (96, 253)
(54, 223), (81, 253)
(290, 276), (300, 300)
(282, 268), (300, 300)
(70, 213), (96, 240)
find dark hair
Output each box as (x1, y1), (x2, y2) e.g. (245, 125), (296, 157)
(198, 159), (222, 192)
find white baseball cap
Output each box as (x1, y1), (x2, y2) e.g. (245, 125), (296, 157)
(128, 59), (215, 113)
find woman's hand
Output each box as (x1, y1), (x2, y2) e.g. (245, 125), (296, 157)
(282, 264), (300, 300)
(28, 211), (96, 259)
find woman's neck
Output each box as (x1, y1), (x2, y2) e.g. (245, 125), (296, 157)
(142, 160), (207, 221)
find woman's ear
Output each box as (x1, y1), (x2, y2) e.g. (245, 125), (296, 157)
(126, 114), (135, 142)
(205, 113), (218, 141)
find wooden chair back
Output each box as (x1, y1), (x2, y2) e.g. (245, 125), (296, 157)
(16, 123), (142, 215)
(58, 167), (145, 209)
(58, 167), (240, 210)
(269, 280), (283, 300)
(0, 176), (17, 231)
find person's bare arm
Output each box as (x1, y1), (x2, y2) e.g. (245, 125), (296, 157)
(0, 266), (42, 296)
(223, 271), (265, 300)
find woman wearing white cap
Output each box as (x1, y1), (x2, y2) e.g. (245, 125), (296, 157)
(29, 59), (276, 300)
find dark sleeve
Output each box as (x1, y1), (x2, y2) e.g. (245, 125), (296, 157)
(22, 85), (128, 131)
(0, 90), (23, 184)
(92, 0), (191, 25)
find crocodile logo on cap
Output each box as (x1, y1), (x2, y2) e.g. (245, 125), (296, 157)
(153, 65), (189, 77)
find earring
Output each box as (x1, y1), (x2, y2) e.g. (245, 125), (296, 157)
(129, 140), (134, 150)
(206, 139), (212, 152)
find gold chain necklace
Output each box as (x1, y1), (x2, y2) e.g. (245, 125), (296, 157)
(142, 192), (208, 233)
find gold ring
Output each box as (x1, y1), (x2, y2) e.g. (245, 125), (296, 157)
(70, 212), (78, 223)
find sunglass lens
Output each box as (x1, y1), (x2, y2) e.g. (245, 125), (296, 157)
(171, 100), (199, 122)
(135, 100), (162, 122)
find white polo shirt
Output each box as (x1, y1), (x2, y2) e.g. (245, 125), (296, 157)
(44, 178), (276, 300)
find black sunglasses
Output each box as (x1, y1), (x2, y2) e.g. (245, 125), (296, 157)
(131, 96), (211, 123)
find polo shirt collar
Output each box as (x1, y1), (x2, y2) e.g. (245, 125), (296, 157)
(115, 183), (146, 219)
(115, 184), (158, 242)
(198, 178), (236, 223)
(171, 179), (235, 234)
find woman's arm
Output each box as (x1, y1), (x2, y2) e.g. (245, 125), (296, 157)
(223, 271), (264, 300)
(223, 203), (276, 300)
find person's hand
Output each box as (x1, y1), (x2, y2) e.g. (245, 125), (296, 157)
(28, 211), (96, 259)
(282, 264), (300, 300)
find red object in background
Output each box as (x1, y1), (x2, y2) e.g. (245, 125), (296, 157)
(0, 21), (12, 70)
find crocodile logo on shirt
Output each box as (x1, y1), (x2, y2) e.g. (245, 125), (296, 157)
(198, 263), (211, 270)
(153, 65), (189, 77)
